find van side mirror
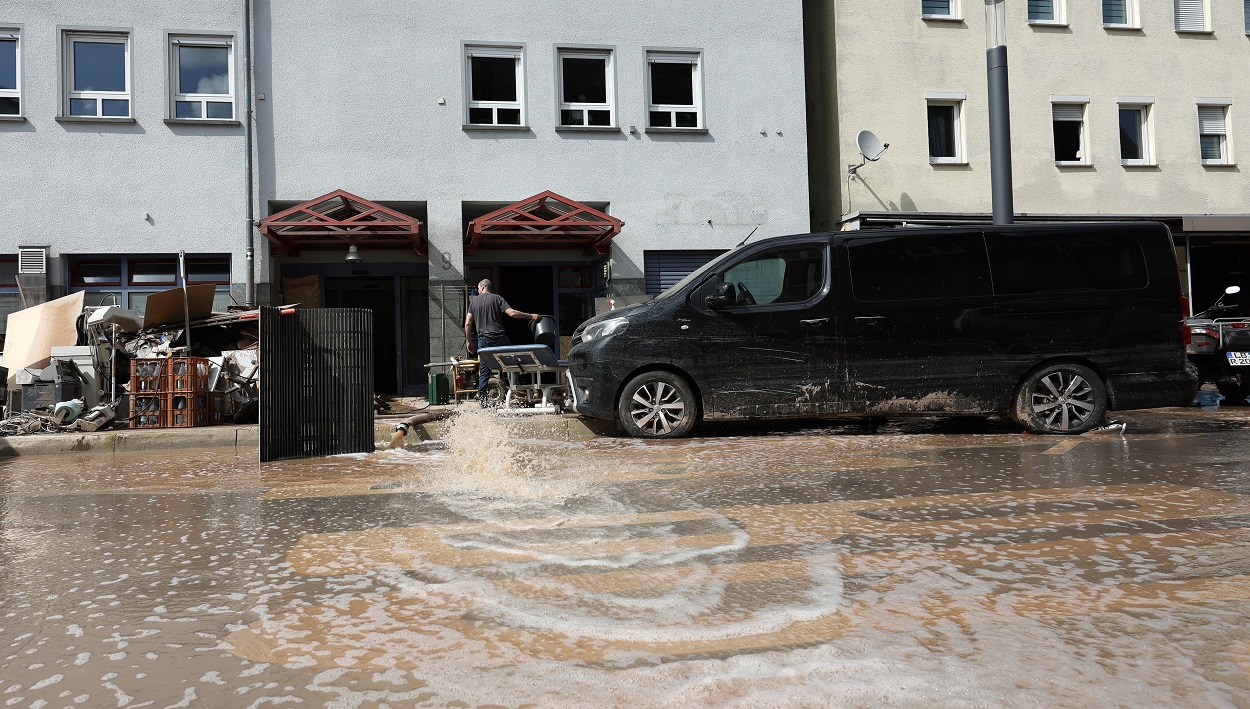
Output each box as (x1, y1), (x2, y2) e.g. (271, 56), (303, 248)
(704, 282), (735, 309)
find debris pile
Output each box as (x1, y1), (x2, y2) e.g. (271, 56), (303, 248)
(0, 286), (268, 436)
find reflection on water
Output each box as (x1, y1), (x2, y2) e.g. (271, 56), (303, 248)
(1, 405), (1249, 706)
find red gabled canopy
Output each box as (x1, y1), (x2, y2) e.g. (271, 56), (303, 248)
(260, 190), (425, 256)
(465, 191), (622, 256)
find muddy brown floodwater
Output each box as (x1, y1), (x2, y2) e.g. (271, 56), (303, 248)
(2, 405), (1250, 707)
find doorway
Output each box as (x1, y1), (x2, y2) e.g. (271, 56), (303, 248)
(325, 277), (397, 393)
(496, 265), (555, 346)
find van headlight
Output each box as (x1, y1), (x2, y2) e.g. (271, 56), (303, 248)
(580, 317), (629, 343)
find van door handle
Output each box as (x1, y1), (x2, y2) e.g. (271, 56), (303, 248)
(854, 316), (885, 326)
(800, 318), (829, 326)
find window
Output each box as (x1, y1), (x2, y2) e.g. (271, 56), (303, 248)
(1245, 0), (1250, 33)
(0, 258), (17, 335)
(63, 31), (131, 118)
(170, 35), (234, 120)
(557, 48), (614, 128)
(0, 29), (19, 116)
(1175, 0), (1208, 31)
(69, 255), (232, 315)
(1051, 101), (1088, 165)
(1118, 101), (1152, 165)
(926, 94), (964, 163)
(986, 231), (1148, 294)
(645, 250), (726, 296)
(1028, 0), (1063, 23)
(721, 246), (825, 306)
(646, 50), (702, 130)
(1103, 0), (1136, 27)
(849, 233), (991, 302)
(1198, 104), (1231, 165)
(922, 0), (959, 19)
(464, 44), (524, 127)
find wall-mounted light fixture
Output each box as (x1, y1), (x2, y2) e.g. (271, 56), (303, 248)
(344, 244), (362, 263)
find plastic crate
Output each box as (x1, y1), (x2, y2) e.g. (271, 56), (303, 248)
(167, 357), (211, 392)
(132, 394), (166, 428)
(165, 391), (223, 427)
(130, 358), (167, 394)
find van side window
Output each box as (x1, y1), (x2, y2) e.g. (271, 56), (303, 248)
(987, 232), (1148, 294)
(848, 233), (991, 302)
(722, 246), (824, 306)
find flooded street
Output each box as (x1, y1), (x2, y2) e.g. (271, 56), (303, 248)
(3, 406), (1250, 707)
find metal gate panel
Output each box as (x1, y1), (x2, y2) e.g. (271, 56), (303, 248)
(259, 307), (374, 461)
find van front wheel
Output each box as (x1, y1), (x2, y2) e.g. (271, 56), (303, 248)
(618, 371), (698, 439)
(1012, 363), (1107, 434)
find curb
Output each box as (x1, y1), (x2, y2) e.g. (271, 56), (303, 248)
(0, 414), (618, 458)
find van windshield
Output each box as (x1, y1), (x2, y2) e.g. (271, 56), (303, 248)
(654, 250), (735, 300)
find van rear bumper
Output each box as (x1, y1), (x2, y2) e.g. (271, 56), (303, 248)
(1106, 366), (1199, 411)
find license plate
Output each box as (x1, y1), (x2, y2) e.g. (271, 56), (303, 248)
(1228, 352), (1250, 366)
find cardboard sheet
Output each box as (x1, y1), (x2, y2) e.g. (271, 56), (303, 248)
(141, 284), (217, 329)
(2, 291), (86, 390)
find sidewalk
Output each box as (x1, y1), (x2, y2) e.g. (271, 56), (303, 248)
(0, 409), (618, 459)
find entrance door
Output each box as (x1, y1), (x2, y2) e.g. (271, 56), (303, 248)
(325, 277), (397, 393)
(497, 265), (555, 346)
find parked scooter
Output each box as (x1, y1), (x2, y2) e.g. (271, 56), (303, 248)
(1187, 285), (1250, 405)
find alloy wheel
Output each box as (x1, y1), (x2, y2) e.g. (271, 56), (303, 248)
(628, 381), (689, 436)
(1030, 371), (1096, 431)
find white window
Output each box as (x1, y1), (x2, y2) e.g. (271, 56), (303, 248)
(1051, 99), (1089, 165)
(1103, 0), (1137, 27)
(1117, 99), (1153, 165)
(557, 48), (614, 128)
(1197, 103), (1231, 165)
(63, 31), (131, 118)
(0, 28), (19, 116)
(1175, 0), (1209, 31)
(646, 50), (703, 130)
(1028, 0), (1065, 24)
(170, 35), (235, 120)
(925, 93), (965, 163)
(922, 0), (960, 20)
(464, 44), (524, 127)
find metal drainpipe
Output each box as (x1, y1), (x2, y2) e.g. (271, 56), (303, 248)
(242, 0), (257, 307)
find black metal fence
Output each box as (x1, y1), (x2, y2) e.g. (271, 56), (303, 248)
(259, 307), (374, 461)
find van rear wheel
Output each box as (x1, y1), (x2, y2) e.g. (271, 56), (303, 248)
(1012, 363), (1107, 434)
(618, 371), (698, 439)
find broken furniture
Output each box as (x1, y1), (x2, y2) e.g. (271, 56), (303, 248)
(18, 360), (85, 413)
(475, 344), (569, 414)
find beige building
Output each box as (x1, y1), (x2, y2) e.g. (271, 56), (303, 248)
(804, 0), (1250, 311)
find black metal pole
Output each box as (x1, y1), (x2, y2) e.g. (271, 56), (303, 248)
(986, 44), (1014, 225)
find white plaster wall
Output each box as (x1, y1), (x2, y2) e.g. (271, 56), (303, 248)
(254, 0), (811, 282)
(0, 1), (249, 287)
(833, 0), (1249, 218)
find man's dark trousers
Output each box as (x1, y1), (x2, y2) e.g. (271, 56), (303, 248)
(475, 334), (511, 398)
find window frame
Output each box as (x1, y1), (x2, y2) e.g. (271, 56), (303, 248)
(1117, 98), (1154, 167)
(921, 0), (961, 21)
(644, 48), (705, 132)
(1174, 0), (1210, 33)
(695, 242), (831, 313)
(1102, 0), (1139, 29)
(1051, 97), (1091, 166)
(1027, 0), (1066, 25)
(60, 28), (133, 120)
(0, 26), (22, 119)
(69, 255), (233, 314)
(925, 92), (966, 165)
(166, 32), (237, 123)
(462, 42), (526, 129)
(1197, 101), (1233, 166)
(554, 46), (617, 131)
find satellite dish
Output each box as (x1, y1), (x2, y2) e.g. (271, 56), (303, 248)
(857, 130), (888, 161)
(848, 130), (889, 176)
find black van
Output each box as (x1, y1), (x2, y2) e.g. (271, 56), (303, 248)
(566, 223), (1197, 437)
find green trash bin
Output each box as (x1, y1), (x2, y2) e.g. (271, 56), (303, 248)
(427, 371), (450, 405)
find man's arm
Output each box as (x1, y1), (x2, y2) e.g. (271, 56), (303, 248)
(464, 312), (475, 353)
(504, 307), (542, 322)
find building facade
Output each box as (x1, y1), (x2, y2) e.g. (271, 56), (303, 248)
(805, 0), (1250, 312)
(0, 1), (811, 394)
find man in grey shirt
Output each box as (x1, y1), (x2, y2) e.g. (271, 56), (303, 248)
(464, 279), (541, 400)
